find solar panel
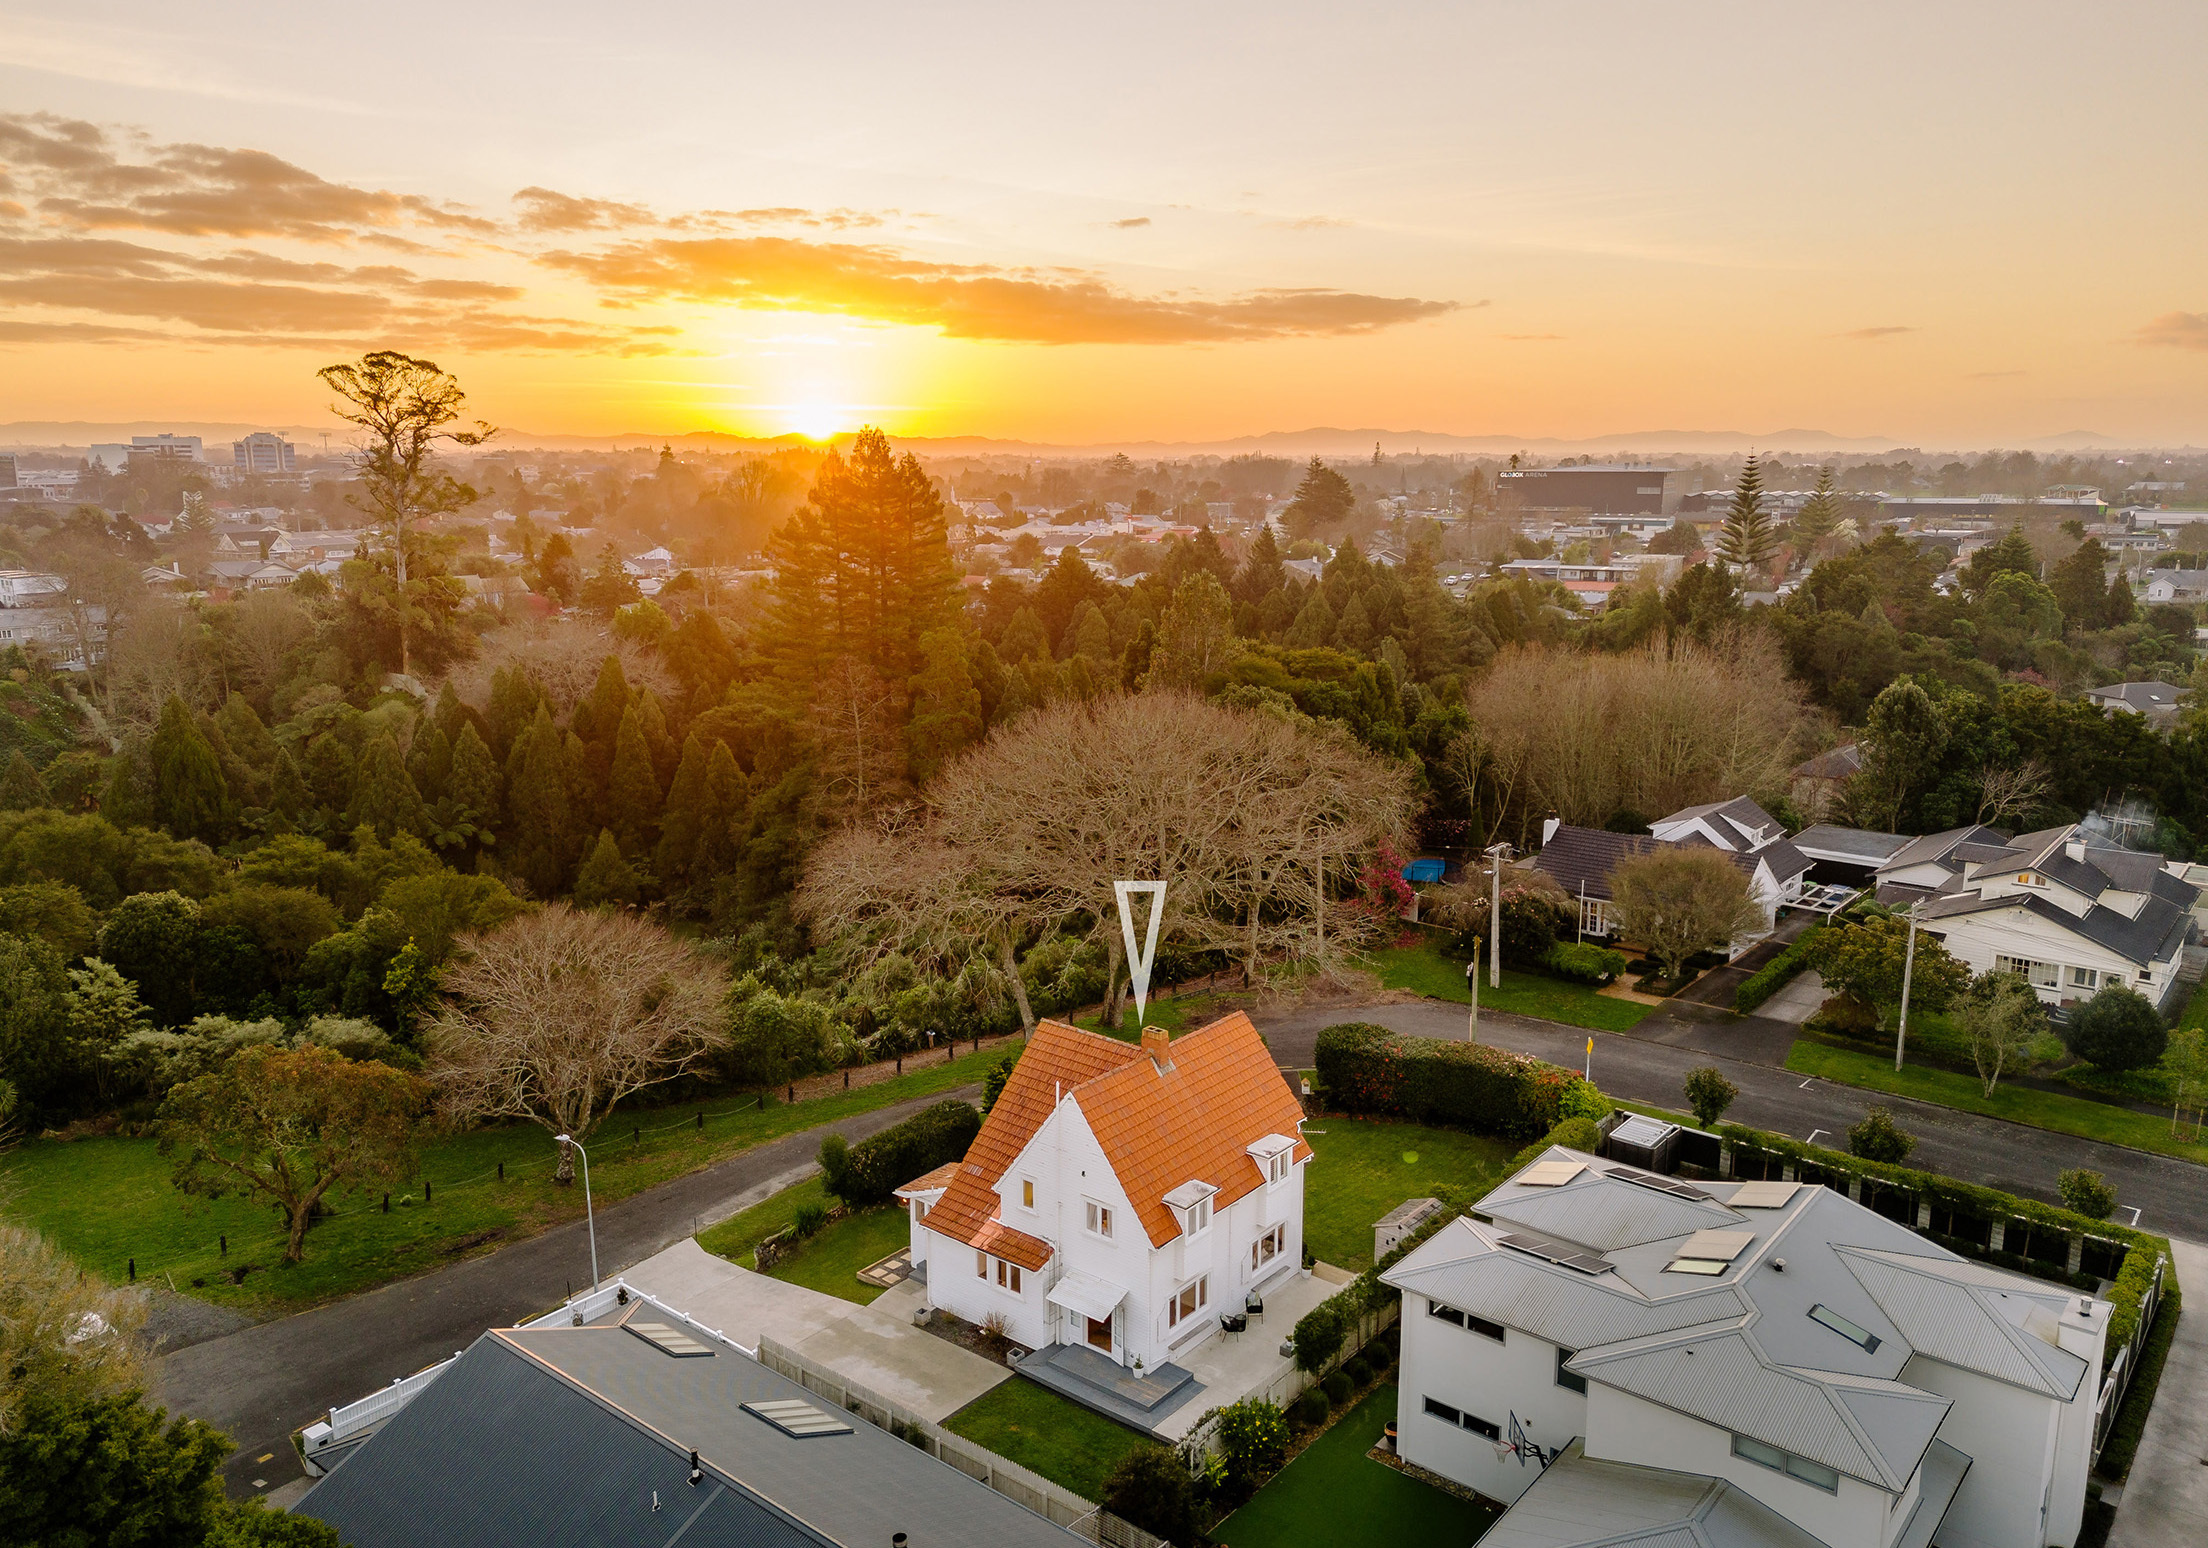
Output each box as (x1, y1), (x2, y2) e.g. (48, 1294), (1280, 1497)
(1603, 1167), (1712, 1202)
(1495, 1231), (1613, 1275)
(743, 1399), (853, 1438)
(1518, 1161), (1586, 1188)
(1728, 1181), (1801, 1209)
(624, 1321), (714, 1358)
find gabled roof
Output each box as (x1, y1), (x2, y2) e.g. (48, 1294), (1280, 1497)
(918, 1020), (1139, 1270)
(894, 1160), (961, 1200)
(1480, 1441), (1836, 1548)
(2086, 680), (2182, 709)
(1791, 744), (1863, 783)
(1920, 888), (2193, 967)
(1834, 1247), (2087, 1400)
(1792, 824), (1910, 864)
(1877, 824), (2008, 877)
(1071, 1011), (1311, 1247)
(1535, 824), (1763, 903)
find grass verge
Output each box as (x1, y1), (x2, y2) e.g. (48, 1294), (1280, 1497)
(1364, 935), (1652, 1032)
(762, 1206), (910, 1306)
(1214, 1385), (1496, 1548)
(1302, 1117), (1516, 1271)
(1783, 1040), (2208, 1166)
(0, 1056), (985, 1316)
(942, 1377), (1152, 1502)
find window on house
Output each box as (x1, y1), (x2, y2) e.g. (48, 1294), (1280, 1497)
(1427, 1300), (1502, 1341)
(2016, 872), (2046, 888)
(1995, 955), (2060, 990)
(1185, 1196), (1211, 1235)
(1555, 1346), (1587, 1394)
(1429, 1301), (1465, 1328)
(2069, 966), (2098, 989)
(1085, 1201), (1113, 1239)
(975, 1250), (987, 1279)
(912, 1198), (929, 1221)
(1167, 1275), (1208, 1328)
(1463, 1413), (1502, 1442)
(1732, 1435), (1839, 1494)
(995, 1258), (1022, 1294)
(1423, 1397), (1460, 1425)
(2139, 968), (2153, 982)
(1251, 1225), (1286, 1272)
(1020, 1178), (1035, 1209)
(1268, 1150), (1291, 1184)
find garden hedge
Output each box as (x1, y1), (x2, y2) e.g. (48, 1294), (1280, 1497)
(819, 1098), (981, 1206)
(1733, 925), (1823, 1014)
(1315, 1021), (1586, 1140)
(1545, 942), (1628, 984)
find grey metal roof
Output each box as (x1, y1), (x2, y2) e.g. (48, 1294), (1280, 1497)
(2086, 680), (2183, 709)
(1877, 825), (2007, 876)
(299, 1320), (1080, 1548)
(1918, 889), (2194, 968)
(1790, 824), (1909, 864)
(1835, 1247), (2088, 1399)
(1567, 1325), (1947, 1489)
(1479, 1442), (1834, 1548)
(1486, 1173), (1744, 1252)
(1755, 839), (1814, 883)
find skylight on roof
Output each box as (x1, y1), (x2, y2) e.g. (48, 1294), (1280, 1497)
(624, 1321), (714, 1357)
(1809, 1303), (1882, 1353)
(1728, 1181), (1801, 1209)
(1663, 1258), (1730, 1276)
(1677, 1229), (1754, 1262)
(743, 1399), (853, 1438)
(1519, 1161), (1586, 1188)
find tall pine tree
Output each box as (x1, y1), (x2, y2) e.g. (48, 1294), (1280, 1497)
(906, 627), (984, 782)
(149, 695), (231, 843)
(654, 731), (713, 891)
(504, 704), (577, 896)
(1715, 453), (1777, 574)
(572, 829), (640, 907)
(605, 701), (665, 861)
(444, 721), (503, 846)
(345, 734), (429, 840)
(1790, 465), (1842, 558)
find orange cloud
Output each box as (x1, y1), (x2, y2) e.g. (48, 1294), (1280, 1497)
(512, 185), (658, 232)
(541, 235), (1453, 343)
(1841, 325), (1916, 340)
(2137, 312), (2208, 350)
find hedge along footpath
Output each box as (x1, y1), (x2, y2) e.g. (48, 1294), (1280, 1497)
(1314, 1021), (1604, 1140)
(818, 1097), (981, 1207)
(1733, 924), (1824, 1014)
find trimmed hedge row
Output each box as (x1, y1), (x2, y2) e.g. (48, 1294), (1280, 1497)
(1315, 1022), (1586, 1140)
(1545, 942), (1628, 984)
(819, 1098), (981, 1207)
(1733, 925), (1824, 1014)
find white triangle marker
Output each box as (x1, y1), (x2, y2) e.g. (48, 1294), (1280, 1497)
(1114, 880), (1166, 1024)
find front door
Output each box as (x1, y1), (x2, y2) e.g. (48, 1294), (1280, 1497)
(1086, 1314), (1113, 1352)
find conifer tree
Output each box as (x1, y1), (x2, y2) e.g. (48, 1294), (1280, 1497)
(431, 679), (475, 745)
(504, 704), (577, 896)
(0, 751), (50, 810)
(1286, 589), (1336, 648)
(406, 722), (453, 805)
(998, 606), (1050, 664)
(654, 732), (713, 890)
(907, 627), (984, 782)
(268, 747), (311, 833)
(444, 721), (503, 843)
(214, 692), (279, 774)
(1790, 466), (1842, 559)
(345, 734), (429, 840)
(1334, 591), (1376, 655)
(575, 655), (631, 747)
(634, 687), (679, 786)
(485, 665), (540, 762)
(572, 829), (640, 907)
(579, 544), (643, 617)
(606, 702), (665, 861)
(1715, 453), (1777, 574)
(149, 695), (232, 843)
(1233, 523), (1288, 603)
(1063, 600), (1113, 667)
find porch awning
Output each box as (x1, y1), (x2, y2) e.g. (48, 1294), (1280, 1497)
(1046, 1271), (1127, 1324)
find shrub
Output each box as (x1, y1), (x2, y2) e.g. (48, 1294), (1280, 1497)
(981, 1051), (1019, 1111)
(1544, 942), (1627, 984)
(1102, 1444), (1203, 1546)
(1683, 1066), (1739, 1129)
(1344, 1356), (1372, 1387)
(1314, 1022), (1579, 1139)
(1848, 1106), (1917, 1163)
(2061, 985), (2167, 1073)
(1290, 1294), (1356, 1375)
(1559, 1079), (1613, 1123)
(2058, 1169), (2117, 1221)
(818, 1098), (981, 1206)
(793, 1202), (828, 1238)
(1292, 1388), (1329, 1428)
(1321, 1370), (1353, 1406)
(1428, 876), (1574, 965)
(1212, 1398), (1289, 1498)
(1807, 993), (1879, 1039)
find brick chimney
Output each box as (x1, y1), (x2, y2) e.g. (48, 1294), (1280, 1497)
(1141, 1025), (1174, 1071)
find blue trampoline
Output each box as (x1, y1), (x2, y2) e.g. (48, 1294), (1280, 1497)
(1401, 857), (1447, 883)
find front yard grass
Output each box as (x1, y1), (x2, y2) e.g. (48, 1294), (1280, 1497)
(762, 1205), (909, 1305)
(1214, 1384), (1497, 1548)
(695, 1175), (834, 1266)
(1302, 1117), (1516, 1271)
(1783, 1040), (2208, 1166)
(943, 1377), (1154, 1502)
(1364, 934), (1652, 1033)
(0, 1055), (987, 1316)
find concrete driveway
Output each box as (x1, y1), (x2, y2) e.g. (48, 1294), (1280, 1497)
(2106, 1239), (2206, 1548)
(623, 1239), (1009, 1422)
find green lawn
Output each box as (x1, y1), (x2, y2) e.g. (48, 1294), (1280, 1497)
(1214, 1384), (1497, 1548)
(1303, 1118), (1516, 1271)
(1364, 936), (1652, 1033)
(943, 1377), (1154, 1502)
(1784, 1040), (2208, 1165)
(0, 1056), (987, 1315)
(763, 1206), (910, 1305)
(696, 1175), (836, 1266)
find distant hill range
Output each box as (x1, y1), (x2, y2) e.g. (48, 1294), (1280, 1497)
(1, 420), (2184, 460)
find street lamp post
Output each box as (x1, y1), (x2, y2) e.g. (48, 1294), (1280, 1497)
(1893, 904), (1921, 1073)
(1486, 842), (1512, 990)
(556, 1134), (599, 1292)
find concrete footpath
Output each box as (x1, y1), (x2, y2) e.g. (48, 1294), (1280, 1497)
(2106, 1239), (2206, 1548)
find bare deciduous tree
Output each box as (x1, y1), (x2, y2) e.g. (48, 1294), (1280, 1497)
(1463, 638), (1809, 843)
(424, 904), (727, 1182)
(797, 692), (1417, 1029)
(1973, 759), (2053, 827)
(1606, 847), (1766, 982)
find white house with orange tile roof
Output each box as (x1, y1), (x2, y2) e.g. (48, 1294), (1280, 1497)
(895, 1013), (1310, 1370)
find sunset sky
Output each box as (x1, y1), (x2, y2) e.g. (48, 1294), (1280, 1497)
(4, 1), (2207, 447)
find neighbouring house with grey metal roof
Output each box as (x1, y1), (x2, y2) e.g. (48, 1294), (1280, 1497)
(295, 1290), (1083, 1548)
(1533, 797), (1814, 946)
(1383, 1149), (2108, 1548)
(1871, 823), (2201, 1014)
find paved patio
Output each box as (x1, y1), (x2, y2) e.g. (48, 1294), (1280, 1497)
(620, 1238), (1010, 1422)
(1151, 1262), (1357, 1442)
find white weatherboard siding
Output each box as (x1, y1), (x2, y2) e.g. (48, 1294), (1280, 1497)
(1395, 1295), (1588, 1504)
(1926, 908), (2162, 1007)
(1583, 1385), (1896, 1548)
(1898, 1352), (2093, 1548)
(927, 1239), (1051, 1350)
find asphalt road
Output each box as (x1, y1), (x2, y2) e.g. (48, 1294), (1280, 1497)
(157, 1087), (975, 1501)
(1255, 1000), (2208, 1236)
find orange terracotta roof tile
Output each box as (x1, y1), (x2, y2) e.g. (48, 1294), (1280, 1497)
(1073, 1011), (1310, 1248)
(894, 1160), (962, 1197)
(920, 1019), (1138, 1263)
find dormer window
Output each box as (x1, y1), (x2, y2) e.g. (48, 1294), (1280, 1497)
(2016, 872), (2046, 888)
(1249, 1134), (1296, 1186)
(1164, 1179), (1217, 1237)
